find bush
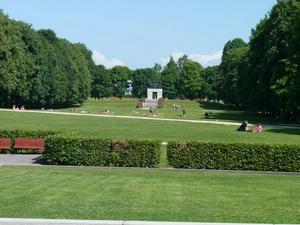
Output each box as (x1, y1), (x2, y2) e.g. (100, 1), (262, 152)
(111, 140), (161, 167)
(167, 142), (300, 172)
(44, 137), (112, 166)
(158, 98), (165, 108)
(0, 130), (58, 138)
(44, 136), (161, 167)
(136, 98), (145, 108)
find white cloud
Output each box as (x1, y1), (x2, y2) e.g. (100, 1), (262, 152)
(161, 50), (222, 67)
(92, 50), (126, 68)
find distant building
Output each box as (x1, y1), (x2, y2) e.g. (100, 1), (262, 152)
(125, 80), (133, 95)
(143, 83), (163, 109)
(146, 83), (163, 100)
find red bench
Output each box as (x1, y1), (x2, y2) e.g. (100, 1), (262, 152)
(0, 138), (11, 151)
(13, 138), (45, 153)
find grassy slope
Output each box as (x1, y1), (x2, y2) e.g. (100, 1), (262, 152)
(1, 111), (300, 143)
(59, 99), (279, 124)
(0, 166), (299, 223)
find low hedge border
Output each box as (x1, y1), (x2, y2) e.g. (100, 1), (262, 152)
(167, 142), (300, 172)
(44, 136), (161, 168)
(111, 140), (161, 167)
(0, 130), (58, 139)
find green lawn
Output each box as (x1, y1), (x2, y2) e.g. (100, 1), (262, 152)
(1, 111), (300, 143)
(0, 166), (299, 223)
(59, 98), (288, 125)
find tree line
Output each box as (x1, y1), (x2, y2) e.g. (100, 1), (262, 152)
(216, 0), (300, 120)
(0, 10), (93, 108)
(91, 0), (300, 121)
(1, 0), (300, 121)
(90, 58), (215, 100)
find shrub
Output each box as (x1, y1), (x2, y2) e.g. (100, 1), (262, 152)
(158, 98), (165, 108)
(111, 140), (161, 167)
(0, 130), (58, 138)
(44, 136), (161, 167)
(167, 141), (300, 172)
(44, 137), (112, 166)
(136, 98), (145, 108)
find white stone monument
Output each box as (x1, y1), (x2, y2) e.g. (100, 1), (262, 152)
(147, 88), (163, 100)
(142, 83), (163, 109)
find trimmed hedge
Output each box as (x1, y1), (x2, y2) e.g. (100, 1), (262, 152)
(167, 142), (300, 172)
(0, 130), (58, 138)
(44, 137), (111, 166)
(44, 136), (161, 167)
(111, 140), (160, 167)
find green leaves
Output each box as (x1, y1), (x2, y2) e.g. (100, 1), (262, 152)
(0, 12), (93, 108)
(167, 141), (300, 172)
(44, 136), (161, 168)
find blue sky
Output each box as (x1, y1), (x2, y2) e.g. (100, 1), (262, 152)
(0, 0), (276, 69)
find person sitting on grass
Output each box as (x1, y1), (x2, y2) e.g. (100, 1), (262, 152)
(237, 120), (248, 132)
(253, 123), (263, 132)
(149, 107), (154, 114)
(204, 112), (209, 119)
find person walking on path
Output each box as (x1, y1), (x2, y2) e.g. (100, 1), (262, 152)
(182, 108), (186, 118)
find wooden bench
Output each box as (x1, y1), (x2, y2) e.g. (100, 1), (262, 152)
(0, 138), (10, 151)
(13, 138), (45, 153)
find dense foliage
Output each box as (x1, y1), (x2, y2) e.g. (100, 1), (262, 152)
(111, 140), (161, 167)
(2, 0), (300, 122)
(167, 141), (300, 172)
(217, 0), (300, 121)
(44, 137), (112, 166)
(0, 11), (93, 108)
(91, 56), (211, 100)
(0, 129), (58, 138)
(44, 136), (161, 167)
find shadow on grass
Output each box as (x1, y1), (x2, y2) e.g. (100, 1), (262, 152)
(199, 101), (232, 110)
(198, 101), (264, 123)
(265, 128), (300, 136)
(203, 111), (266, 124)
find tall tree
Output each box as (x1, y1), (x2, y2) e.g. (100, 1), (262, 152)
(161, 57), (178, 99)
(220, 39), (248, 106)
(132, 67), (161, 98)
(110, 66), (132, 99)
(91, 65), (113, 99)
(177, 58), (204, 99)
(203, 66), (222, 100)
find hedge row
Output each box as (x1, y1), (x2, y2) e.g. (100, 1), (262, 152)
(0, 130), (58, 138)
(44, 136), (161, 167)
(0, 130), (59, 153)
(167, 142), (300, 172)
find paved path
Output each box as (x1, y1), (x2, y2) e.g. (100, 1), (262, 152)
(1, 108), (300, 130)
(1, 155), (300, 176)
(0, 154), (43, 166)
(0, 218), (297, 225)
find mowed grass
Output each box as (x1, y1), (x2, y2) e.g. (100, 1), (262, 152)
(0, 166), (299, 223)
(59, 98), (282, 124)
(1, 111), (300, 143)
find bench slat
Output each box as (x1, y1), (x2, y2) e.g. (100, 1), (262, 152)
(0, 138), (10, 150)
(13, 138), (45, 153)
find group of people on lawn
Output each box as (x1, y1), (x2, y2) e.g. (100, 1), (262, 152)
(237, 120), (263, 132)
